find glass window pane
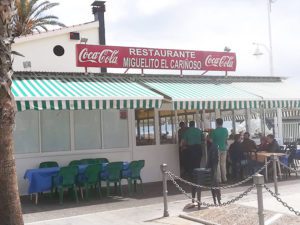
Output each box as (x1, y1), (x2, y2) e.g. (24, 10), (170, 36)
(102, 109), (129, 148)
(135, 109), (156, 146)
(74, 110), (101, 150)
(159, 110), (176, 144)
(14, 111), (39, 154)
(41, 110), (70, 152)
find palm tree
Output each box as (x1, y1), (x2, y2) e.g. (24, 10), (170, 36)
(14, 0), (65, 36)
(0, 0), (24, 224)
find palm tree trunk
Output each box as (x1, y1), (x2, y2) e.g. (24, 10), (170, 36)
(0, 0), (24, 224)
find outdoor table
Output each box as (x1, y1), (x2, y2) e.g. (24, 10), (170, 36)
(255, 151), (286, 182)
(24, 162), (129, 204)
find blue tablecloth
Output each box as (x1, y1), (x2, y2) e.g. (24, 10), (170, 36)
(296, 150), (300, 158)
(24, 162), (129, 194)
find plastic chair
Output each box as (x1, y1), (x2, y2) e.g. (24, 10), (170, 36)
(78, 164), (102, 200)
(52, 166), (79, 204)
(124, 160), (145, 194)
(39, 161), (59, 168)
(68, 160), (81, 166)
(95, 158), (109, 164)
(102, 162), (123, 196)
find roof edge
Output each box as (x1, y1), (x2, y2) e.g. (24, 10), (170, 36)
(13, 21), (98, 44)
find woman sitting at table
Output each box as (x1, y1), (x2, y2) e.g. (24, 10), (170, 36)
(266, 134), (280, 153)
(258, 136), (269, 152)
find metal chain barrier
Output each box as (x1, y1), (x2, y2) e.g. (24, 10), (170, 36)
(264, 184), (300, 216)
(166, 160), (271, 190)
(168, 172), (255, 207)
(279, 161), (300, 173)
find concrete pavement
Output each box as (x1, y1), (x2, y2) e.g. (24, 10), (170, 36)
(23, 178), (300, 225)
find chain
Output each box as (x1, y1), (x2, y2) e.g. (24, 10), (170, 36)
(166, 160), (271, 190)
(279, 161), (300, 173)
(264, 184), (300, 216)
(168, 173), (255, 207)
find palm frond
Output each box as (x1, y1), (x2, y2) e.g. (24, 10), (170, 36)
(32, 2), (59, 19)
(13, 0), (65, 36)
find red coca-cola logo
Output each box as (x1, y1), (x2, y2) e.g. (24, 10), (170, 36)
(204, 55), (234, 68)
(78, 48), (119, 64)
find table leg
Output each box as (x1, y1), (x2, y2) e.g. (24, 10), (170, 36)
(35, 193), (38, 205)
(277, 160), (282, 180)
(265, 158), (268, 182)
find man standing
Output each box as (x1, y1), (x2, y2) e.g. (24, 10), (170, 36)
(209, 118), (228, 183)
(241, 132), (257, 152)
(181, 121), (203, 180)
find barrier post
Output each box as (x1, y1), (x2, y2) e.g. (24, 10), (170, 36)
(160, 164), (169, 217)
(271, 155), (279, 195)
(253, 174), (265, 225)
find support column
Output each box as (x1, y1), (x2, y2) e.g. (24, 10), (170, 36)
(215, 109), (221, 119)
(276, 108), (283, 145)
(154, 109), (160, 145)
(232, 110), (236, 134)
(245, 108), (251, 134)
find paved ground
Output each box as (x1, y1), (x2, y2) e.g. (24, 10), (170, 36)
(22, 177), (300, 225)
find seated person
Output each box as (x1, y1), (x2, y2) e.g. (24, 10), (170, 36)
(228, 134), (245, 180)
(266, 134), (280, 153)
(258, 136), (268, 151)
(241, 132), (257, 152)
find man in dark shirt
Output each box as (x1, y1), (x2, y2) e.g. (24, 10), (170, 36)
(241, 132), (257, 152)
(266, 134), (280, 153)
(228, 134), (245, 180)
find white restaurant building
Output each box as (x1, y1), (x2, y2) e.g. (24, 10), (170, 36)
(12, 20), (300, 195)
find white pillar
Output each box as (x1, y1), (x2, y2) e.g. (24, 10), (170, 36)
(215, 109), (221, 119)
(232, 110), (236, 134)
(245, 108), (251, 134)
(276, 108), (283, 145)
(154, 109), (160, 145)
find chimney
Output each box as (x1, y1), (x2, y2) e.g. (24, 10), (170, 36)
(92, 1), (107, 73)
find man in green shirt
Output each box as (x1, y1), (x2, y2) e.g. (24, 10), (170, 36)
(181, 121), (203, 180)
(209, 118), (228, 183)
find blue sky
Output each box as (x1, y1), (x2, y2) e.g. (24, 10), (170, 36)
(51, 0), (300, 80)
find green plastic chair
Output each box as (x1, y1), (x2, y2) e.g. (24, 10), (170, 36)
(39, 161), (59, 168)
(103, 162), (123, 196)
(126, 160), (145, 194)
(94, 158), (109, 164)
(52, 166), (79, 204)
(78, 164), (102, 200)
(79, 158), (97, 165)
(68, 160), (81, 166)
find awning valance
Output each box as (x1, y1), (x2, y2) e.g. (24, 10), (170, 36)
(231, 82), (300, 108)
(142, 78), (262, 110)
(12, 75), (163, 111)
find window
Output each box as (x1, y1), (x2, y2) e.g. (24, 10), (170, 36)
(74, 110), (101, 150)
(41, 110), (70, 152)
(135, 109), (155, 146)
(14, 111), (39, 154)
(159, 110), (176, 144)
(102, 109), (129, 148)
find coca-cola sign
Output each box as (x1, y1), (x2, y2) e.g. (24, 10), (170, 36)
(76, 44), (236, 71)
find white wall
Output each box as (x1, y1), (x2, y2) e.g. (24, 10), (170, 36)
(12, 22), (100, 73)
(16, 108), (180, 195)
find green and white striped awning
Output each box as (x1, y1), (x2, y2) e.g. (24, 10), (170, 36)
(231, 82), (300, 109)
(12, 75), (163, 111)
(143, 78), (262, 110)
